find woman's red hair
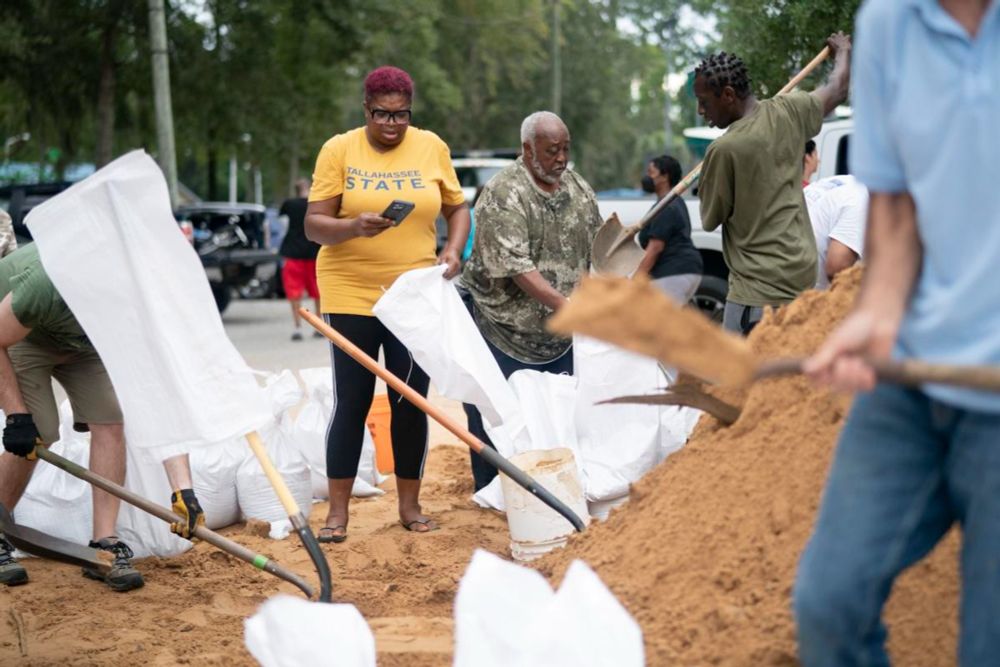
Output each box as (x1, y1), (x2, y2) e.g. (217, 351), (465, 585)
(364, 66), (414, 102)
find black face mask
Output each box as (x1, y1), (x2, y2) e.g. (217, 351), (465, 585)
(640, 175), (656, 193)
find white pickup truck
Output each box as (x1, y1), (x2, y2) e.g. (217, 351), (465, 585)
(597, 117), (854, 320)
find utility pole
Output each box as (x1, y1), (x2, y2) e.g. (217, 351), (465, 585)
(551, 0), (561, 115)
(148, 0), (179, 207)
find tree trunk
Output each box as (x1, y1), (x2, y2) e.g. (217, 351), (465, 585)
(96, 11), (118, 167)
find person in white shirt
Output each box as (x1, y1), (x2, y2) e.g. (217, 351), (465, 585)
(804, 175), (868, 289)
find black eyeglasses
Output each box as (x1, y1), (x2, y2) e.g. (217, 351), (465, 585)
(368, 108), (412, 125)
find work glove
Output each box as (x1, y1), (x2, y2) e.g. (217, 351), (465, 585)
(170, 488), (205, 539)
(3, 413), (43, 459)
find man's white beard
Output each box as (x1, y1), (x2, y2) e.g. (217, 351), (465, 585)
(530, 154), (561, 185)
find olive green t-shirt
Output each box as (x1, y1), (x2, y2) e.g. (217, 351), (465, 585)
(699, 91), (824, 307)
(0, 243), (91, 351)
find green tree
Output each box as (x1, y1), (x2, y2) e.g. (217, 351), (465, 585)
(691, 0), (860, 96)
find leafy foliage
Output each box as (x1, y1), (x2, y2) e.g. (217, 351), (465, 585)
(0, 0), (858, 197)
(692, 0), (860, 96)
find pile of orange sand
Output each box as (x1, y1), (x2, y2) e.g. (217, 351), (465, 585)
(540, 267), (959, 666)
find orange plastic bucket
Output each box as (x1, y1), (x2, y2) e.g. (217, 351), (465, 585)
(366, 394), (395, 474)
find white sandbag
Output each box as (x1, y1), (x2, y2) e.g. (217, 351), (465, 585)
(26, 150), (270, 463)
(573, 335), (669, 502)
(290, 367), (384, 500)
(245, 594), (375, 667)
(261, 369), (303, 417)
(373, 265), (537, 465)
(237, 423), (312, 524)
(373, 265), (519, 428)
(454, 549), (643, 667)
(189, 439), (248, 529)
(13, 403), (93, 547)
(474, 370), (578, 511)
(544, 559), (645, 666)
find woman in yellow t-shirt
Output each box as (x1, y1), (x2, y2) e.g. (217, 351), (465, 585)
(305, 66), (470, 543)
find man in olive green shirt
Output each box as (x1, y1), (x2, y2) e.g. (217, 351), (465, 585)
(0, 243), (203, 590)
(695, 33), (852, 334)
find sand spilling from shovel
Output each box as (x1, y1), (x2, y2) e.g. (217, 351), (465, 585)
(539, 267), (960, 666)
(549, 274), (757, 385)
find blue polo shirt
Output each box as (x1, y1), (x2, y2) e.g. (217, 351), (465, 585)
(852, 0), (1000, 412)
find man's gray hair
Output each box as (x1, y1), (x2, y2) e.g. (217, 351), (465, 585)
(520, 111), (564, 145)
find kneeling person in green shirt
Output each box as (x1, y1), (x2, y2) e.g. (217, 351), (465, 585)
(695, 33), (852, 335)
(0, 244), (204, 591)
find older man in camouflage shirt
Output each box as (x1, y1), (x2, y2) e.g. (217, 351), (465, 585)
(462, 110), (602, 490)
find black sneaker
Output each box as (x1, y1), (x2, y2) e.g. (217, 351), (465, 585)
(291, 331), (303, 342)
(83, 538), (144, 592)
(0, 534), (28, 586)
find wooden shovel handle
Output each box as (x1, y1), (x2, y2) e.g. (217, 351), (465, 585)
(755, 356), (1000, 392)
(246, 431), (301, 514)
(624, 46), (832, 239)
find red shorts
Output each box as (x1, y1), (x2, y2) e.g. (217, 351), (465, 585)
(281, 258), (319, 301)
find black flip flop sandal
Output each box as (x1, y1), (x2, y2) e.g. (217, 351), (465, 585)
(318, 525), (347, 543)
(399, 518), (439, 533)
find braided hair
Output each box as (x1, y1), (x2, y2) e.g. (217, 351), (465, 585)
(694, 52), (752, 99)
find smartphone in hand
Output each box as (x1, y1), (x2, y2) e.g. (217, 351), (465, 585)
(381, 200), (416, 226)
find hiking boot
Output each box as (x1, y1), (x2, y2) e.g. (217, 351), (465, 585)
(83, 538), (144, 592)
(0, 534), (28, 586)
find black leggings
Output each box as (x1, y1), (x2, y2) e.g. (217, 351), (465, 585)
(324, 314), (430, 480)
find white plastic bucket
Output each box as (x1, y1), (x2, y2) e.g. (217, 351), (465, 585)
(499, 448), (590, 562)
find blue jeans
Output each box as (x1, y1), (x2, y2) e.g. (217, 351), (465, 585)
(794, 384), (1000, 666)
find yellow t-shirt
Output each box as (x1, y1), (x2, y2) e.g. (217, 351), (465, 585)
(309, 126), (465, 315)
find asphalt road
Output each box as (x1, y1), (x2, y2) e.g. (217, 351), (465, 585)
(222, 296), (331, 373)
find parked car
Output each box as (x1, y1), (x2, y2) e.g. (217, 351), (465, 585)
(598, 116), (854, 321)
(436, 153), (516, 253)
(0, 181), (74, 245)
(175, 202), (278, 313)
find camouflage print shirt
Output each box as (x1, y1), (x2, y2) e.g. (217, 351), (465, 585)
(462, 157), (602, 363)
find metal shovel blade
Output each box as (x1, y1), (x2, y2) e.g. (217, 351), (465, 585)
(599, 385), (743, 425)
(591, 214), (645, 277)
(0, 503), (111, 573)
